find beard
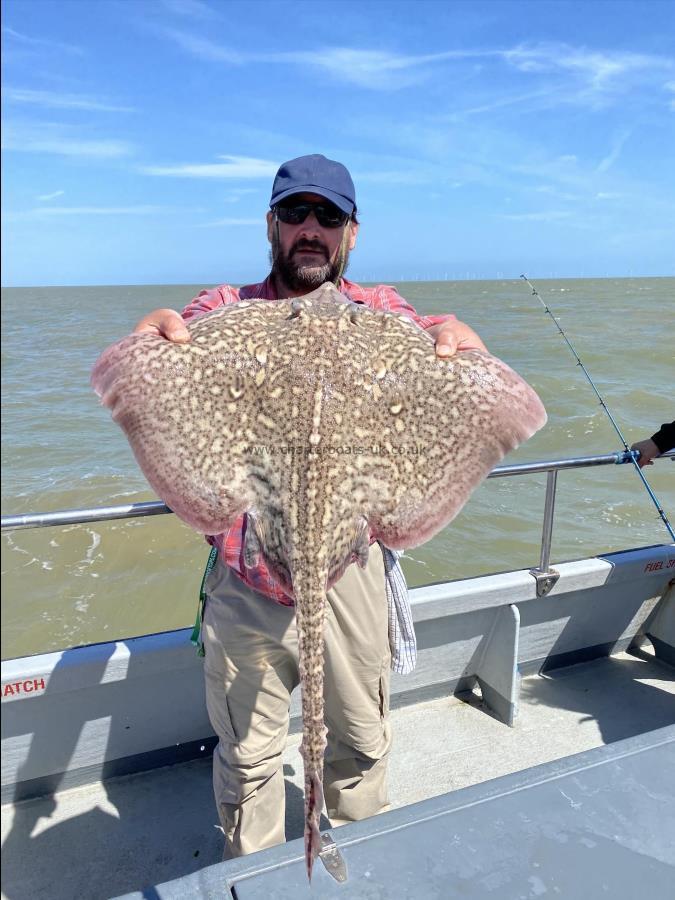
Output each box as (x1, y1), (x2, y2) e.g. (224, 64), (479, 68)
(270, 234), (350, 293)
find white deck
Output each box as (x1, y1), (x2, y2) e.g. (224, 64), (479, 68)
(2, 648), (674, 900)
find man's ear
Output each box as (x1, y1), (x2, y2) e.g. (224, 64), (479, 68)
(266, 210), (275, 243)
(348, 220), (359, 251)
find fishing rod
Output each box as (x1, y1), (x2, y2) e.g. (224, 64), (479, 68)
(520, 274), (674, 542)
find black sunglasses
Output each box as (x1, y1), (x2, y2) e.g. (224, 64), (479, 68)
(274, 200), (349, 229)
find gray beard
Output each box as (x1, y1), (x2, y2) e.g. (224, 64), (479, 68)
(269, 236), (349, 294)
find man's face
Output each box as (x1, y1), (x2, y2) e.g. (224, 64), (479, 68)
(266, 192), (359, 293)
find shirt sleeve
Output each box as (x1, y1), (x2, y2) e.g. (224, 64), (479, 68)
(651, 421), (675, 454)
(181, 285), (240, 321)
(370, 284), (456, 331)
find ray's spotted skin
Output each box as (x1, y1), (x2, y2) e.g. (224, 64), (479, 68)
(91, 282), (546, 879)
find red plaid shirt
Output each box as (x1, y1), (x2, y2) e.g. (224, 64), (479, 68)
(182, 275), (453, 604)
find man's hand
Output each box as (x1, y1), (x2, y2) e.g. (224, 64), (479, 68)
(427, 319), (488, 357)
(630, 438), (660, 468)
(133, 308), (191, 342)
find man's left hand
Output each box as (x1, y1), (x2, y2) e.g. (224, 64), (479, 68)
(630, 438), (660, 468)
(427, 320), (488, 357)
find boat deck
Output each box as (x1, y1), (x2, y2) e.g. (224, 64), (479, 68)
(2, 647), (674, 900)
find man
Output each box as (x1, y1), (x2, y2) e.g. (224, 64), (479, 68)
(133, 154), (487, 858)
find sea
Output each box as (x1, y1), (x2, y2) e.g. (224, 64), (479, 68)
(1, 278), (673, 660)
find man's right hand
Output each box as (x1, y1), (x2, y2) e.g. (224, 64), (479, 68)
(133, 308), (191, 342)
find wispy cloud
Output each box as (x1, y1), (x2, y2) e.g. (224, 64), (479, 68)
(283, 48), (480, 90)
(501, 42), (674, 112)
(160, 0), (219, 20)
(158, 27), (242, 63)
(5, 87), (136, 113)
(4, 205), (185, 222)
(498, 210), (573, 222)
(222, 188), (260, 203)
(446, 87), (557, 120)
(155, 29), (674, 99)
(353, 107), (655, 217)
(140, 154), (278, 178)
(596, 130), (631, 173)
(2, 138), (133, 159)
(534, 185), (580, 202)
(665, 80), (675, 110)
(2, 122), (134, 159)
(37, 190), (65, 202)
(443, 45), (675, 124)
(196, 217), (261, 227)
(156, 28), (485, 89)
(355, 168), (435, 185)
(2, 26), (84, 56)
(503, 43), (670, 89)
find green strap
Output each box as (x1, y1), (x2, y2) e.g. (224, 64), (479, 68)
(190, 545), (219, 657)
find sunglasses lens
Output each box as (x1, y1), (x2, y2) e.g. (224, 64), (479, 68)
(316, 206), (348, 227)
(276, 202), (348, 228)
(276, 205), (307, 225)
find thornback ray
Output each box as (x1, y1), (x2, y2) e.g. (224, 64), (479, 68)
(91, 282), (547, 880)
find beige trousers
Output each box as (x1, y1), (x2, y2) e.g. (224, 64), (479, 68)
(202, 545), (392, 857)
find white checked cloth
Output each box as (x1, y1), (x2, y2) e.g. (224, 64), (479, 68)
(379, 544), (417, 674)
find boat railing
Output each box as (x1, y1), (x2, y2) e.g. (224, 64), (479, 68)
(1, 449), (673, 597)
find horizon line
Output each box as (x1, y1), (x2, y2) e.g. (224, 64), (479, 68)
(2, 272), (674, 289)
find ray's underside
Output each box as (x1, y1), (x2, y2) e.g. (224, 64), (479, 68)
(92, 282), (547, 877)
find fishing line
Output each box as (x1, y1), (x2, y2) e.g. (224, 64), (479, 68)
(520, 274), (674, 541)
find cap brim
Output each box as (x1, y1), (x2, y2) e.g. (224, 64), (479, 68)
(270, 185), (354, 214)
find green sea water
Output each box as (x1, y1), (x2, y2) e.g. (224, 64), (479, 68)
(1, 278), (673, 659)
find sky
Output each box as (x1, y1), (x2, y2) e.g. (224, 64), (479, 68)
(2, 0), (674, 286)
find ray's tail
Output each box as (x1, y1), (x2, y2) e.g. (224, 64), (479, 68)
(293, 562), (330, 882)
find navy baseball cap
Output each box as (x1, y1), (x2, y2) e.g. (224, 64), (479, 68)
(270, 154), (356, 214)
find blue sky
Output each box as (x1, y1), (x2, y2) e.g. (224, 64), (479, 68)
(2, 0), (674, 286)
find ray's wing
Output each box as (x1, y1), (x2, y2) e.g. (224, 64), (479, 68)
(90, 305), (282, 534)
(362, 345), (547, 550)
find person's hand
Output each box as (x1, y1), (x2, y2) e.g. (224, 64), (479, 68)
(427, 319), (488, 357)
(133, 308), (191, 343)
(630, 438), (660, 468)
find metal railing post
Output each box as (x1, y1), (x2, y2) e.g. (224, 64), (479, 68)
(539, 469), (558, 573)
(530, 470), (560, 597)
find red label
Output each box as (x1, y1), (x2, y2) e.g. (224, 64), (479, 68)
(1, 678), (47, 699)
